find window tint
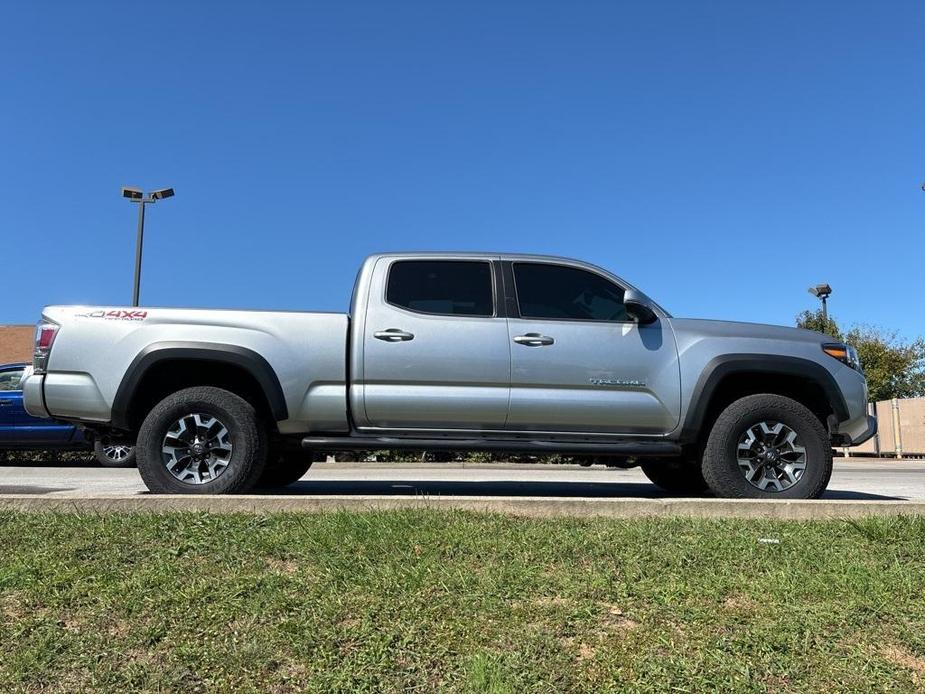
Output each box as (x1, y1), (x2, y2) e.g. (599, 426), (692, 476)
(513, 263), (630, 321)
(0, 368), (25, 392)
(387, 260), (494, 317)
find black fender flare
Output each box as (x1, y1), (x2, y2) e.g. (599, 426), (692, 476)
(679, 354), (849, 443)
(110, 341), (288, 430)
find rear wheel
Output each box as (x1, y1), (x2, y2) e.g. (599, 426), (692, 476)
(94, 436), (136, 468)
(640, 458), (708, 495)
(701, 394), (832, 499)
(136, 386), (267, 494)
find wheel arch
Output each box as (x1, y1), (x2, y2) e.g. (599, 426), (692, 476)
(680, 354), (849, 445)
(111, 342), (288, 431)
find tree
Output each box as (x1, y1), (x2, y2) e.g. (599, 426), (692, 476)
(796, 308), (925, 401)
(795, 309), (841, 339)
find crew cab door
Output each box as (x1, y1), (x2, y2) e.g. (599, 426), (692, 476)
(358, 257), (510, 430)
(504, 261), (680, 434)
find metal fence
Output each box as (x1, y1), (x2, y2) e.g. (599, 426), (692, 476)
(845, 397), (925, 458)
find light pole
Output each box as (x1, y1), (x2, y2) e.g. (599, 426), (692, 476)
(122, 186), (174, 306)
(808, 283), (832, 324)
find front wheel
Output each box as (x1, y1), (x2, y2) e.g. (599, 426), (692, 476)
(701, 394), (832, 499)
(136, 386), (268, 494)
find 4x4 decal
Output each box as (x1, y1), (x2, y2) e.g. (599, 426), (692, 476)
(77, 309), (148, 321)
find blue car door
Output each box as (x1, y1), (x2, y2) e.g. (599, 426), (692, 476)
(0, 365), (76, 444)
(0, 366), (28, 441)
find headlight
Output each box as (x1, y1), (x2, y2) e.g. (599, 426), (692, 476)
(822, 343), (862, 372)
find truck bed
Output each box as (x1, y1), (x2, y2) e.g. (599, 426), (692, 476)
(37, 306), (350, 434)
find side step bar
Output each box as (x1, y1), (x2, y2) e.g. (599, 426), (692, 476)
(301, 436), (681, 458)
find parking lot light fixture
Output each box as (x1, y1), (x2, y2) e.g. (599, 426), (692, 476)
(123, 186), (174, 307)
(808, 283), (832, 323)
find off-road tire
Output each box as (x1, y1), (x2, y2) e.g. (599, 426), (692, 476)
(136, 386), (268, 494)
(701, 394), (832, 499)
(640, 458), (708, 495)
(93, 437), (136, 468)
(256, 451), (314, 488)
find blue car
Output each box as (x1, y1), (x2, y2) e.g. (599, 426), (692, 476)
(0, 362), (135, 466)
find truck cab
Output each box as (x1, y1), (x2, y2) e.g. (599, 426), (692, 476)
(348, 253), (679, 436)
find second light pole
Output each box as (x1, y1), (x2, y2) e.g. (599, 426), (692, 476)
(122, 186), (174, 306)
(808, 283), (832, 323)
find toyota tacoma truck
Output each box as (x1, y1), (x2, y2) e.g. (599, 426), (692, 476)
(23, 253), (876, 497)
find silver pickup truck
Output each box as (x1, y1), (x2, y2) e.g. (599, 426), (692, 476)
(23, 252), (875, 498)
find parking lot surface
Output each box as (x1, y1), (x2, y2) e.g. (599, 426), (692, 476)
(0, 459), (921, 500)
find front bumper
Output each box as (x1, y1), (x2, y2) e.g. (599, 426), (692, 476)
(839, 414), (877, 447)
(830, 363), (876, 446)
(22, 374), (50, 418)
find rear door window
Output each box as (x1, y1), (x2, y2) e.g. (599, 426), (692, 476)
(386, 260), (494, 317)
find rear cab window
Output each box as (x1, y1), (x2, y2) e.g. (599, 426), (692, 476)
(386, 260), (494, 317)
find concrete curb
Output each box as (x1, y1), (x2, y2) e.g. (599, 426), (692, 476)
(1, 494), (924, 518)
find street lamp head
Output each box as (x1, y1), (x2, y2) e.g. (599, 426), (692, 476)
(808, 283), (832, 299)
(121, 186), (143, 200)
(150, 188), (174, 201)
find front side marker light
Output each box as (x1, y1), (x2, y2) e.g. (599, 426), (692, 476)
(822, 343), (861, 372)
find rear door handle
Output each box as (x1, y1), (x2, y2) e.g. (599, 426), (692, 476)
(513, 333), (554, 346)
(374, 328), (415, 342)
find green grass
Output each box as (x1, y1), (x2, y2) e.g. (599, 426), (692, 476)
(1, 512), (924, 692)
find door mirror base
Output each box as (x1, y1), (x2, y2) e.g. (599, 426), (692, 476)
(623, 289), (658, 325)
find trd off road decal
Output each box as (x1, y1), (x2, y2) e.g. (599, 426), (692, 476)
(77, 309), (148, 321)
(589, 378), (647, 387)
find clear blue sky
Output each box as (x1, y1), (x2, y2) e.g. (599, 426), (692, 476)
(1, 2), (922, 337)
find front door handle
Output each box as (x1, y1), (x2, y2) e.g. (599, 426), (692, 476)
(374, 328), (415, 342)
(513, 333), (554, 346)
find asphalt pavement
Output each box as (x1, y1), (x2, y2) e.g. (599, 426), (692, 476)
(0, 459), (921, 501)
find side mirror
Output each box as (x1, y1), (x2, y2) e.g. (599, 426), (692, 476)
(623, 289), (658, 325)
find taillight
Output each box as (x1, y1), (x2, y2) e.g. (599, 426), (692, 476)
(33, 319), (59, 374)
